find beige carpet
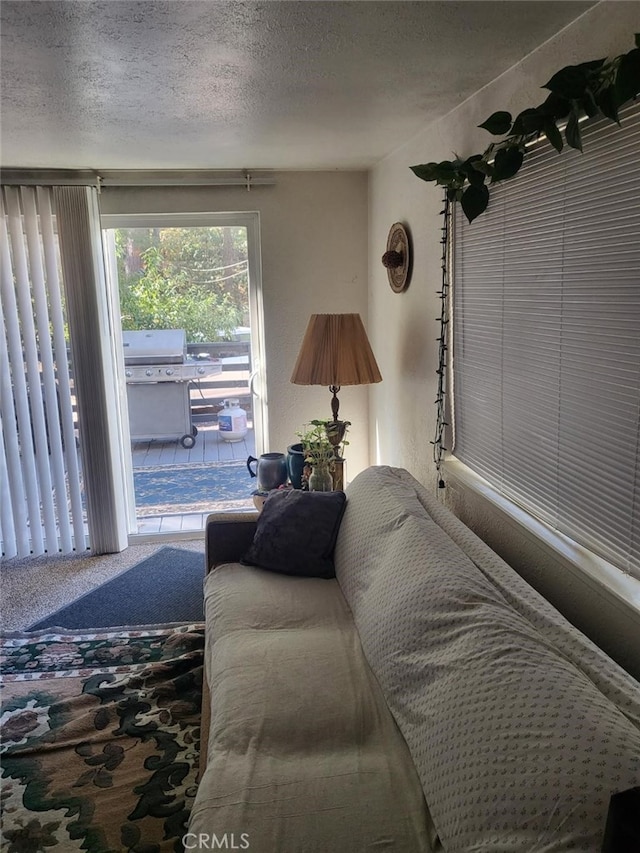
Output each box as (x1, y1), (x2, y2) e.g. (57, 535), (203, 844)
(0, 540), (205, 632)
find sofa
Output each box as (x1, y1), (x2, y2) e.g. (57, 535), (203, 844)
(189, 465), (640, 852)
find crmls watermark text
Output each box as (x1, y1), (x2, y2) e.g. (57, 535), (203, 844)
(182, 833), (250, 850)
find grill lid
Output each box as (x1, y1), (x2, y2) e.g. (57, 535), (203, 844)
(123, 329), (186, 365)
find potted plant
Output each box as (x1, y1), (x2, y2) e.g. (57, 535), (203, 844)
(297, 421), (336, 491)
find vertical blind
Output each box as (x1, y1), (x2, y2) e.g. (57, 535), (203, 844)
(1, 186), (86, 557)
(54, 186), (129, 554)
(453, 101), (640, 578)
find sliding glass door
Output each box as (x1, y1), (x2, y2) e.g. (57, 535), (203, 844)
(101, 212), (267, 534)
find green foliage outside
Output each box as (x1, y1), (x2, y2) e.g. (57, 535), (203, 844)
(116, 226), (249, 342)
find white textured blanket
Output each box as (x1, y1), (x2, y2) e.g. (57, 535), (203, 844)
(335, 466), (640, 852)
(190, 562), (437, 852)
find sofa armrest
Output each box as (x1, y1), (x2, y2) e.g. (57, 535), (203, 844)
(204, 511), (259, 574)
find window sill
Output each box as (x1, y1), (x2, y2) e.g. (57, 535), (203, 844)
(443, 457), (640, 618)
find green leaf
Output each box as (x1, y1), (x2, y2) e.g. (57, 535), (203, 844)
(460, 185), (490, 223)
(635, 33), (640, 48)
(478, 111), (512, 135)
(615, 48), (640, 106)
(410, 162), (440, 182)
(446, 187), (458, 201)
(579, 89), (600, 118)
(543, 65), (590, 100)
(565, 111), (583, 151)
(410, 161), (461, 187)
(461, 158), (486, 187)
(596, 86), (619, 123)
(575, 58), (606, 74)
(510, 108), (545, 136)
(538, 92), (572, 119)
(492, 146), (524, 181)
(542, 119), (563, 153)
(434, 161), (463, 187)
(467, 170), (485, 188)
(471, 160), (494, 177)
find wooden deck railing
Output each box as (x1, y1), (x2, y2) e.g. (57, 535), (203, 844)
(62, 341), (253, 431)
(186, 341), (252, 424)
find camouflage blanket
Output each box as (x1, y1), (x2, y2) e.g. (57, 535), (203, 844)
(0, 623), (204, 852)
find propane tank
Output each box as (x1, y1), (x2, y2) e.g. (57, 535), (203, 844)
(218, 398), (248, 442)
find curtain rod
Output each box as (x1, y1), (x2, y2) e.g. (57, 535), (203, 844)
(0, 169), (276, 190)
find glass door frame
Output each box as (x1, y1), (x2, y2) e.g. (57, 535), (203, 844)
(100, 210), (268, 536)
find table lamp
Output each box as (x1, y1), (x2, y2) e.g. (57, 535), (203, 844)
(290, 313), (382, 488)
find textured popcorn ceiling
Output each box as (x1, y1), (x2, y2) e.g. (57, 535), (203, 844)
(1, 0), (594, 170)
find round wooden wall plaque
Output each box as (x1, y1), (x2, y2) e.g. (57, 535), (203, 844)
(381, 222), (411, 293)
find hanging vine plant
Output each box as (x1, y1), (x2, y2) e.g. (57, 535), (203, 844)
(411, 34), (640, 223)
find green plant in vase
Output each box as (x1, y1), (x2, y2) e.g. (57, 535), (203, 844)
(297, 421), (336, 492)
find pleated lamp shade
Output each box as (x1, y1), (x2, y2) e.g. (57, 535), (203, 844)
(290, 314), (382, 422)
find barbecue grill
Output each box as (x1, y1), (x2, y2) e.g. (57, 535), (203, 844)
(122, 329), (221, 448)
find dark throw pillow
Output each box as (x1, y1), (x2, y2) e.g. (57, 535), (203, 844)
(241, 489), (347, 579)
(601, 787), (640, 852)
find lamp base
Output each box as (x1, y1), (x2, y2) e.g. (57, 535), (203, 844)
(332, 458), (345, 491)
(324, 419), (349, 449)
(324, 420), (349, 491)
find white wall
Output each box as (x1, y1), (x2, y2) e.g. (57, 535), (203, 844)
(101, 171), (371, 478)
(368, 3), (640, 677)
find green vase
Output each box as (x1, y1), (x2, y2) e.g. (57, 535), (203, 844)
(309, 465), (332, 492)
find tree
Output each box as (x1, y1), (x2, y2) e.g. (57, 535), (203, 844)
(115, 226), (249, 342)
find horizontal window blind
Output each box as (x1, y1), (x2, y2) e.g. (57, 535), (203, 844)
(453, 101), (640, 578)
